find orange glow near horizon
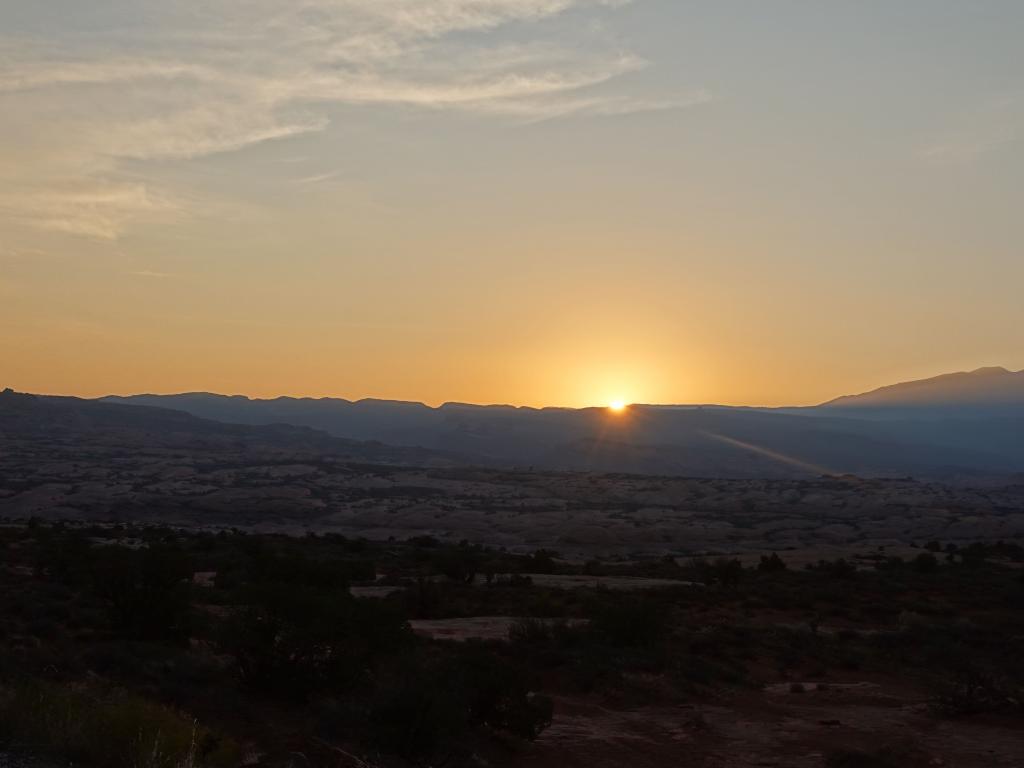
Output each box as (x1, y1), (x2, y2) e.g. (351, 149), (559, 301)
(1, 4), (1022, 413)
(608, 399), (627, 412)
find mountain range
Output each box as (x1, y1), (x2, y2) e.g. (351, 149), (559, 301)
(811, 366), (1024, 418)
(0, 387), (462, 468)
(87, 367), (1024, 481)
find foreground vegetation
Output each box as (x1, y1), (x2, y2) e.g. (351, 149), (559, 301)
(1, 521), (1022, 766)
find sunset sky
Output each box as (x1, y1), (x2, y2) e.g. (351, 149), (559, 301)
(2, 1), (1022, 407)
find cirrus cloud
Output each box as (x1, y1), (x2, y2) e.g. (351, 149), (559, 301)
(0, 0), (705, 240)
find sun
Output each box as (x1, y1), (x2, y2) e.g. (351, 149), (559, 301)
(608, 399), (627, 412)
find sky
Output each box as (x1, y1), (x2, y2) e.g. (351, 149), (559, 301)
(1, 1), (1022, 408)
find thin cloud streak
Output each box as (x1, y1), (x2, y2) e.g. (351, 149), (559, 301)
(291, 171), (344, 185)
(0, 183), (176, 240)
(920, 93), (1023, 164)
(0, 60), (216, 93)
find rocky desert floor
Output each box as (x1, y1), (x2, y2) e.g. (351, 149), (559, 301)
(517, 682), (1024, 768)
(4, 435), (1024, 559)
(4, 416), (1024, 768)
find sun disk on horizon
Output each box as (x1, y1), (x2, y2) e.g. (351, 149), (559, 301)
(608, 399), (627, 412)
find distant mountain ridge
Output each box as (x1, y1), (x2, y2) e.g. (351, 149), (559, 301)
(96, 368), (1024, 481)
(812, 366), (1024, 419)
(0, 388), (465, 467)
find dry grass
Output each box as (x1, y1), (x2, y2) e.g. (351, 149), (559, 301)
(0, 682), (238, 768)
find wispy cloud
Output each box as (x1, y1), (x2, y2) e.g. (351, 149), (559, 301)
(487, 88), (712, 123)
(291, 171), (344, 186)
(0, 0), (699, 240)
(0, 182), (176, 240)
(0, 245), (48, 260)
(920, 93), (1023, 164)
(0, 60), (215, 93)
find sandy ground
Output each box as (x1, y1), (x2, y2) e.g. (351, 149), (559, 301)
(408, 617), (587, 642)
(514, 681), (1024, 767)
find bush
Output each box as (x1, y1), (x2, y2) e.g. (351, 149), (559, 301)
(931, 667), (1023, 717)
(758, 553), (787, 572)
(913, 552), (938, 573)
(369, 646), (551, 761)
(825, 744), (927, 767)
(697, 557), (743, 586)
(220, 584), (411, 699)
(434, 547), (481, 584)
(530, 550), (558, 574)
(509, 617), (556, 645)
(92, 544), (192, 644)
(592, 597), (670, 648)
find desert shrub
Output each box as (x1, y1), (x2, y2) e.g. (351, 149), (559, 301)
(913, 552), (938, 573)
(79, 642), (147, 679)
(591, 596), (670, 648)
(92, 544), (192, 644)
(37, 531), (94, 584)
(220, 584), (411, 699)
(770, 626), (824, 673)
(931, 666), (1023, 717)
(672, 652), (747, 688)
(699, 557), (743, 586)
(458, 645), (553, 738)
(27, 617), (60, 640)
(960, 542), (989, 567)
(434, 546), (482, 584)
(0, 681), (238, 768)
(825, 743), (927, 767)
(808, 558), (857, 579)
(369, 646), (551, 761)
(758, 553), (787, 572)
(507, 617), (623, 691)
(238, 544), (370, 591)
(408, 535), (441, 551)
(529, 550), (558, 574)
(405, 576), (444, 619)
(369, 653), (470, 761)
(509, 617), (556, 645)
